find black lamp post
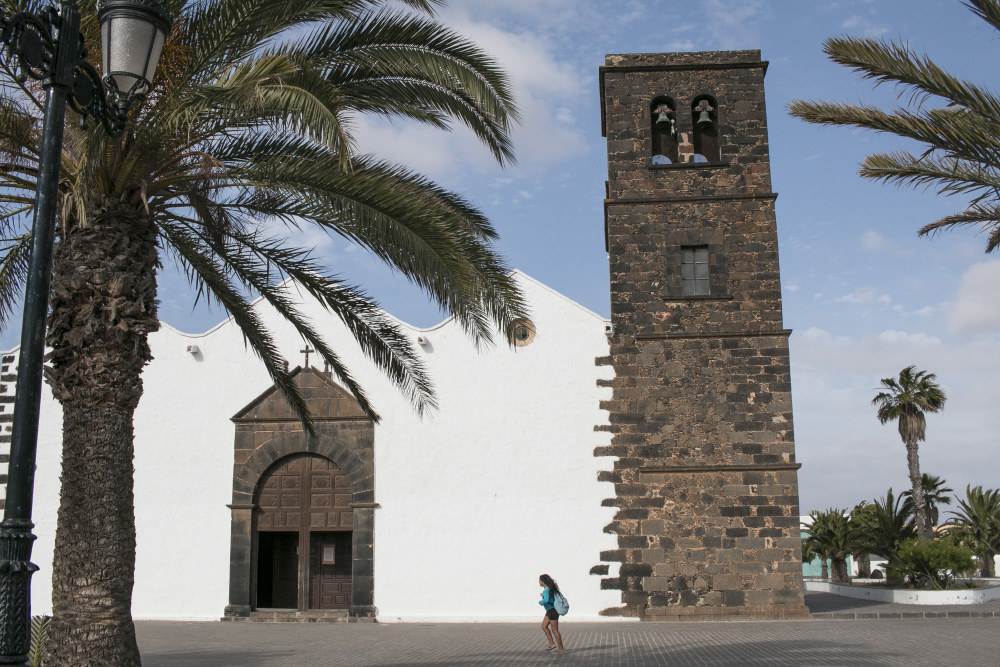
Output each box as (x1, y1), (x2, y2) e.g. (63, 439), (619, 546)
(0, 1), (170, 663)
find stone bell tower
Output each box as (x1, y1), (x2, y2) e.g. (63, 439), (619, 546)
(595, 51), (809, 620)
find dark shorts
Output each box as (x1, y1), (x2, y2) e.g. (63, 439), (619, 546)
(545, 608), (559, 621)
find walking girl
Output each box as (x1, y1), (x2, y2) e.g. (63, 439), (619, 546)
(538, 574), (565, 654)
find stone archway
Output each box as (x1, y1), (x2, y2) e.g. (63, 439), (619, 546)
(223, 367), (375, 620)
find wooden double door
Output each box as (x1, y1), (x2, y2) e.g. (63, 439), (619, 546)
(254, 454), (354, 610)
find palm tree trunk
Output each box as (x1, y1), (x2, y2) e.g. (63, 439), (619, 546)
(904, 438), (932, 542)
(42, 197), (159, 667)
(856, 553), (871, 578)
(45, 404), (141, 666)
(820, 558), (828, 580)
(983, 551), (997, 578)
(831, 557), (848, 583)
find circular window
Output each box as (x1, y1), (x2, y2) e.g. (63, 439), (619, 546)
(510, 319), (536, 347)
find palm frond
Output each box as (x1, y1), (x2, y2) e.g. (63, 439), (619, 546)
(0, 232), (30, 332)
(788, 1), (1000, 252)
(157, 218), (316, 431)
(296, 10), (519, 165)
(225, 151), (527, 345)
(820, 35), (1000, 122)
(859, 151), (1000, 197)
(965, 0), (1000, 33)
(221, 228), (436, 416)
(918, 204), (1000, 251)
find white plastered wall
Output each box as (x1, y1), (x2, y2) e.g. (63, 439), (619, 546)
(26, 271), (623, 621)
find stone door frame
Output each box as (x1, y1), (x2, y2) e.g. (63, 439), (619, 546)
(223, 368), (376, 620)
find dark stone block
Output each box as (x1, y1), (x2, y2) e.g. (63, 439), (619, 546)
(590, 565), (610, 575)
(679, 589), (699, 606)
(601, 577), (627, 591)
(722, 590), (745, 607)
(756, 506), (785, 517)
(720, 506), (752, 517)
(620, 563), (654, 577)
(618, 536), (650, 548)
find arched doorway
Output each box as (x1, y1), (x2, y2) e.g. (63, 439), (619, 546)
(224, 366), (376, 620)
(253, 453), (354, 610)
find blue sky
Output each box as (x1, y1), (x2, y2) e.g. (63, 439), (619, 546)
(6, 0), (999, 514)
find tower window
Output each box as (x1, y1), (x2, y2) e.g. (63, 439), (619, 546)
(681, 246), (709, 296)
(650, 97), (678, 164)
(691, 95), (720, 163)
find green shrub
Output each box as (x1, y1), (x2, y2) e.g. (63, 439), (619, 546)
(891, 539), (976, 589)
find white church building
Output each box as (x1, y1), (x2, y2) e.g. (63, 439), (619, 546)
(6, 271), (626, 622)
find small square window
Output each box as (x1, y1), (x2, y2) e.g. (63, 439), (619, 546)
(681, 246), (709, 296)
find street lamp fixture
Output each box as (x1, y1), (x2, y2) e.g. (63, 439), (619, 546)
(0, 1), (171, 664)
(98, 0), (171, 100)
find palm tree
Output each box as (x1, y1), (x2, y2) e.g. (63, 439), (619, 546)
(801, 537), (828, 580)
(788, 0), (1000, 252)
(0, 1), (524, 664)
(948, 485), (1000, 577)
(849, 501), (874, 578)
(872, 366), (946, 542)
(803, 509), (855, 583)
(854, 488), (918, 586)
(902, 473), (953, 536)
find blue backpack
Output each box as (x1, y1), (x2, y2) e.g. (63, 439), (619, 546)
(552, 590), (569, 616)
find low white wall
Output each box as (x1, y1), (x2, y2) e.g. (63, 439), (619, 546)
(804, 579), (1000, 605)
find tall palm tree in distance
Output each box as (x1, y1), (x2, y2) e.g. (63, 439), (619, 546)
(0, 1), (523, 664)
(789, 0), (1000, 252)
(902, 473), (953, 535)
(872, 367), (946, 543)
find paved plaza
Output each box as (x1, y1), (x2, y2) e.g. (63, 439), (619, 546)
(136, 593), (1000, 666)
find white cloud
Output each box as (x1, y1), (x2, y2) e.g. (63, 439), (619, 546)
(664, 40), (696, 51)
(840, 14), (889, 37)
(833, 287), (891, 304)
(861, 229), (886, 251)
(704, 0), (765, 49)
(946, 261), (1000, 335)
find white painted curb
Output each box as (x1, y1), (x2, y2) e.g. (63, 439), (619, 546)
(804, 579), (1000, 605)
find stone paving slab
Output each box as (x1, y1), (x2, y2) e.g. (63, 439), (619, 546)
(136, 597), (1000, 667)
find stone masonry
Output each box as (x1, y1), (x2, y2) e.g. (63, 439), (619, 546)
(595, 51), (809, 620)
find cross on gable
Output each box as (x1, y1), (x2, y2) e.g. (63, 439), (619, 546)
(301, 344), (315, 368)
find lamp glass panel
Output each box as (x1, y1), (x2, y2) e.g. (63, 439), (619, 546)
(107, 16), (156, 92)
(143, 30), (167, 82)
(100, 20), (110, 74)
